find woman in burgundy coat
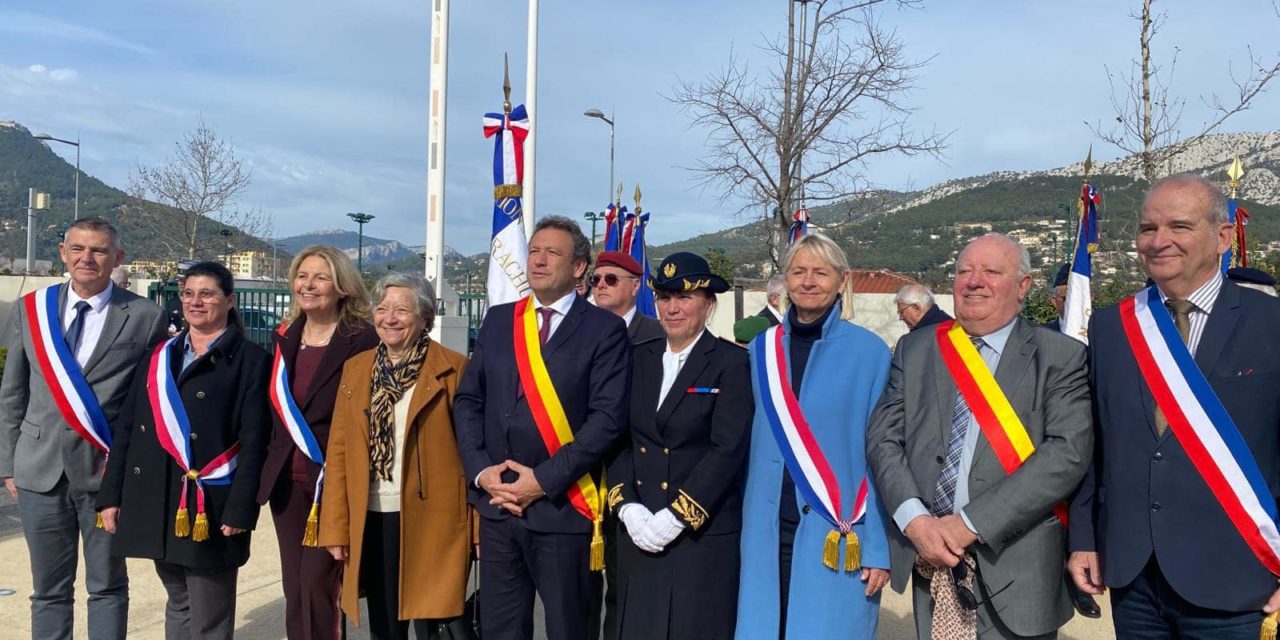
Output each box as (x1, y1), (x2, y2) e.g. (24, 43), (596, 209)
(256, 245), (378, 640)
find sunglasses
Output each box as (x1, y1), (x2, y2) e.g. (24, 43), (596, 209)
(590, 273), (637, 288)
(948, 558), (1010, 611)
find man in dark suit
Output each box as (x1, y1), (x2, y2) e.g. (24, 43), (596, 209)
(1069, 174), (1280, 638)
(895, 283), (953, 332)
(0, 218), (168, 640)
(868, 234), (1093, 639)
(455, 216), (631, 640)
(592, 251), (663, 345)
(753, 275), (786, 327)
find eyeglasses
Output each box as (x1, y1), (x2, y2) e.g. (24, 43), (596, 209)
(947, 559), (1011, 611)
(179, 289), (224, 303)
(590, 273), (637, 288)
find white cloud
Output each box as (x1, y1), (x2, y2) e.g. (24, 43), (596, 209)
(27, 63), (46, 73)
(49, 68), (77, 81)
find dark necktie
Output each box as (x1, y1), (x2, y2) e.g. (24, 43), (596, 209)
(1155, 299), (1196, 435)
(933, 336), (987, 516)
(538, 307), (556, 346)
(65, 301), (91, 358)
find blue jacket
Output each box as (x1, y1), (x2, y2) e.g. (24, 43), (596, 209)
(1071, 280), (1280, 611)
(736, 307), (891, 640)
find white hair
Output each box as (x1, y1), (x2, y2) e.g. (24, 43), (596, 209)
(895, 284), (934, 307)
(962, 233), (1031, 277)
(766, 275), (786, 299)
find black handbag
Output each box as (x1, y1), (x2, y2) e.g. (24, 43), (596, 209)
(437, 560), (481, 640)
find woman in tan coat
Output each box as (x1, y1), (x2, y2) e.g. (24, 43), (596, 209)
(318, 272), (472, 640)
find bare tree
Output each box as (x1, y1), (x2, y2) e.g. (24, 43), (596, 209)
(1090, 0), (1280, 184)
(670, 0), (947, 267)
(126, 120), (260, 259)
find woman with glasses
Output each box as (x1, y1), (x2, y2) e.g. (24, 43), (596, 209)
(318, 273), (473, 640)
(256, 245), (379, 640)
(97, 261), (272, 640)
(735, 233), (892, 640)
(591, 251), (664, 344)
(608, 252), (752, 640)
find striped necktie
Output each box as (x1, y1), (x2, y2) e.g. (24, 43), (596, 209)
(933, 336), (986, 516)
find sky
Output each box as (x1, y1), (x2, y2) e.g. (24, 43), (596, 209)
(1, 0), (1277, 256)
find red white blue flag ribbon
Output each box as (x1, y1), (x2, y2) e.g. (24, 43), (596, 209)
(147, 337), (240, 540)
(788, 208), (810, 246)
(754, 325), (869, 570)
(1120, 286), (1280, 576)
(22, 284), (110, 453)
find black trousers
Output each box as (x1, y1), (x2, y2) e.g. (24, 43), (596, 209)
(479, 516), (598, 640)
(361, 511), (447, 640)
(271, 479), (344, 640)
(587, 511), (618, 640)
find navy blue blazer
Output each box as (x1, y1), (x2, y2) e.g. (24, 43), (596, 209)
(454, 295), (632, 533)
(1070, 279), (1280, 611)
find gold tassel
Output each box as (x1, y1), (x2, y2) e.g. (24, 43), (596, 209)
(589, 518), (605, 572)
(96, 513), (104, 530)
(1261, 611), (1278, 640)
(822, 529), (841, 570)
(174, 508), (191, 538)
(844, 532), (861, 572)
(192, 512), (209, 542)
(302, 502), (321, 547)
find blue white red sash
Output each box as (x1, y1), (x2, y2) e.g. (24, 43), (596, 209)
(1120, 286), (1280, 576)
(147, 337), (240, 542)
(754, 325), (869, 571)
(22, 284), (111, 453)
(269, 337), (326, 546)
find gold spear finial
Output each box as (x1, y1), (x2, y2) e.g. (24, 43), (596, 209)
(634, 184), (643, 213)
(616, 179), (624, 208)
(502, 53), (512, 115)
(1228, 156), (1245, 198)
(1082, 146), (1094, 180)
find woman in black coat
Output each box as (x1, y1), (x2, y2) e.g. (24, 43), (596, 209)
(98, 262), (271, 640)
(607, 252), (754, 640)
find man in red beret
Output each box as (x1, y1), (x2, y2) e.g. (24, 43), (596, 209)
(593, 251), (664, 345)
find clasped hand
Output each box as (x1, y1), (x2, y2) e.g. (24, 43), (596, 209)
(905, 514), (978, 568)
(619, 505), (685, 553)
(479, 460), (545, 516)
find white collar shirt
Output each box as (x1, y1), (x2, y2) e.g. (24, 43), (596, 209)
(657, 331), (704, 408)
(621, 305), (638, 329)
(64, 281), (114, 368)
(1156, 272), (1223, 356)
(533, 290), (577, 342)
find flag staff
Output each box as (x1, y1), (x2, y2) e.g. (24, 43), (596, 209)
(523, 0), (539, 239)
(424, 0), (450, 292)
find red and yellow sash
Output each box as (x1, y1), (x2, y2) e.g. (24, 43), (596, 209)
(936, 321), (1068, 525)
(512, 296), (605, 570)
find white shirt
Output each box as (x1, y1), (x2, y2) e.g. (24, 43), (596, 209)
(657, 331), (704, 408)
(1156, 272), (1223, 355)
(64, 282), (114, 368)
(533, 290), (577, 342)
(621, 305), (638, 329)
(369, 383), (417, 512)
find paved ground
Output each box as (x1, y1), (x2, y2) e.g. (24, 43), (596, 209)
(0, 503), (1115, 639)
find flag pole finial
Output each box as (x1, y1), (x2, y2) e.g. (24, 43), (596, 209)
(1082, 146), (1094, 181)
(634, 184), (643, 213)
(1228, 156), (1245, 198)
(616, 179), (624, 208)
(502, 53), (512, 115)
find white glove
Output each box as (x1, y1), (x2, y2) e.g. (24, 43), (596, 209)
(644, 508), (686, 550)
(619, 504), (663, 553)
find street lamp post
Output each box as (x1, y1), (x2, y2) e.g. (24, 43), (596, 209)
(219, 229), (235, 266)
(583, 211), (606, 248)
(583, 108), (615, 208)
(34, 133), (81, 219)
(348, 212), (376, 273)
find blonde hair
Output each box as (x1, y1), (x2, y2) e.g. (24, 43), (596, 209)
(283, 245), (371, 331)
(780, 232), (855, 320)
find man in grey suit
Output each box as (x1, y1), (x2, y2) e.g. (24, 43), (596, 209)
(592, 251), (663, 345)
(867, 233), (1093, 639)
(0, 217), (168, 640)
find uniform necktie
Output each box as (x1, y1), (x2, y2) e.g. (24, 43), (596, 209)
(65, 301), (91, 359)
(537, 307), (556, 346)
(1155, 299), (1196, 435)
(933, 336), (986, 516)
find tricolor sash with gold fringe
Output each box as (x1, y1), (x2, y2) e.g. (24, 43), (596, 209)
(935, 321), (1068, 525)
(269, 330), (325, 547)
(1120, 286), (1280, 639)
(148, 337), (240, 542)
(754, 325), (870, 572)
(511, 296), (606, 571)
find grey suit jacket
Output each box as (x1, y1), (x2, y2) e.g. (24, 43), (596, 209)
(627, 311), (664, 345)
(0, 283), (168, 494)
(866, 317), (1092, 637)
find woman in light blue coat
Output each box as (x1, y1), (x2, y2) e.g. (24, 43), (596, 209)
(736, 233), (892, 640)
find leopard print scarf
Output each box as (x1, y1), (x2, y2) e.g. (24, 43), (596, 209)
(368, 329), (431, 482)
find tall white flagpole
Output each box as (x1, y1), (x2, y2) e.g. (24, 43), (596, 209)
(425, 0), (449, 291)
(523, 0), (538, 239)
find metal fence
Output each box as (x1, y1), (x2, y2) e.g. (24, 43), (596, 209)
(149, 283), (293, 350)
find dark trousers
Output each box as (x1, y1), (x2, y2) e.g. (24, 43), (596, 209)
(479, 516), (596, 640)
(587, 512), (617, 640)
(18, 474), (128, 640)
(361, 511), (446, 640)
(1111, 559), (1265, 640)
(271, 479), (344, 640)
(776, 515), (798, 639)
(154, 561), (237, 640)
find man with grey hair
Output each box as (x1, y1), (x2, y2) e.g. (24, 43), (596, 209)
(754, 275), (787, 327)
(456, 215), (631, 640)
(895, 283), (952, 332)
(868, 233), (1092, 638)
(1070, 173), (1280, 637)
